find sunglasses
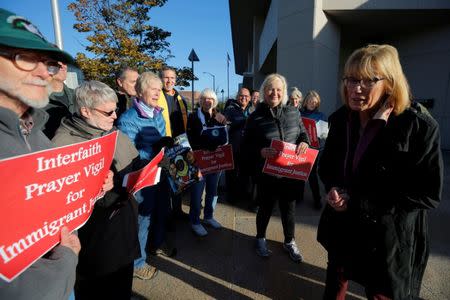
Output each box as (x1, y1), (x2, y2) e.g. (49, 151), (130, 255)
(91, 107), (118, 117)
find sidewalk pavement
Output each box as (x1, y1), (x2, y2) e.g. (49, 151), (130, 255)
(132, 151), (450, 300)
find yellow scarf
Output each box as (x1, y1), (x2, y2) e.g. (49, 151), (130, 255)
(158, 91), (172, 136)
(158, 90), (188, 137)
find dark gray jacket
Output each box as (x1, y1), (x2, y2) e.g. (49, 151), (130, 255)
(0, 107), (77, 300)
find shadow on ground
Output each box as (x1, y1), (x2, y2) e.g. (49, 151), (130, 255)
(133, 151), (450, 299)
(144, 224), (363, 300)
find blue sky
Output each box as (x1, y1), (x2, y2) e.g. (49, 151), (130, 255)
(2, 0), (242, 100)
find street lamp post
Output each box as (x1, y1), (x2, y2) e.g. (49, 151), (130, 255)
(188, 49), (200, 112)
(203, 71), (215, 92)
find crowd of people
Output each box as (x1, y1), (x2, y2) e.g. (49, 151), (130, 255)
(0, 7), (444, 300)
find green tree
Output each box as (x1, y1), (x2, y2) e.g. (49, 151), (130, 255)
(68, 0), (194, 87)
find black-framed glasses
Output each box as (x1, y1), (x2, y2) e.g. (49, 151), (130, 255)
(343, 77), (385, 89)
(0, 50), (61, 75)
(91, 107), (118, 117)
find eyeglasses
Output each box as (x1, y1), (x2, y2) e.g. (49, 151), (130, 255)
(343, 77), (385, 89)
(0, 50), (61, 75)
(91, 107), (118, 117)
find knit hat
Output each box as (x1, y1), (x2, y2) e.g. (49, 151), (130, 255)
(0, 8), (74, 63)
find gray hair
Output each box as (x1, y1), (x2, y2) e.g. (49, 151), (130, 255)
(259, 73), (289, 105)
(289, 87), (303, 99)
(159, 66), (177, 79)
(199, 88), (218, 108)
(75, 80), (118, 113)
(115, 66), (138, 80)
(136, 71), (162, 96)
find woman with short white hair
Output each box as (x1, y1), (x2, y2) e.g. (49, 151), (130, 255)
(186, 88), (228, 236)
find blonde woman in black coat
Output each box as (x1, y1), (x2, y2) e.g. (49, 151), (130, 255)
(317, 44), (443, 299)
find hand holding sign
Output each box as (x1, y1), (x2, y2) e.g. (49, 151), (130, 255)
(101, 170), (114, 193)
(60, 227), (80, 256)
(295, 142), (309, 155)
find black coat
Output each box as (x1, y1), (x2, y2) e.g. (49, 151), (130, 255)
(224, 100), (250, 155)
(241, 102), (309, 177)
(317, 103), (443, 299)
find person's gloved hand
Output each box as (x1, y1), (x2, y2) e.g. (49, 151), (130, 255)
(152, 136), (175, 153)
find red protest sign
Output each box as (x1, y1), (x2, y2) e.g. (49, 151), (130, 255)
(193, 145), (234, 175)
(262, 139), (318, 181)
(0, 131), (117, 282)
(301, 117), (319, 148)
(123, 148), (164, 195)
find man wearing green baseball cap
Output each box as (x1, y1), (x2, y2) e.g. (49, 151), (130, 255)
(0, 8), (80, 300)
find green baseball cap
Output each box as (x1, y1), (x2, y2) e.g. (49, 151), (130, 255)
(0, 8), (74, 64)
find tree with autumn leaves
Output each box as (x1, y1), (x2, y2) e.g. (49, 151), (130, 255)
(68, 0), (194, 87)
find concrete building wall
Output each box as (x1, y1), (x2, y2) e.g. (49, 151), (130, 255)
(277, 0), (340, 117)
(395, 25), (450, 149)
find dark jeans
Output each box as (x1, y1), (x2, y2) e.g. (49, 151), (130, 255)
(75, 263), (133, 300)
(171, 193), (183, 214)
(255, 175), (303, 243)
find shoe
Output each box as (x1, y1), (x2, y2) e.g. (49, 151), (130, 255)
(150, 242), (177, 257)
(191, 224), (208, 237)
(283, 240), (303, 263)
(133, 263), (159, 280)
(203, 218), (222, 229)
(255, 238), (272, 258)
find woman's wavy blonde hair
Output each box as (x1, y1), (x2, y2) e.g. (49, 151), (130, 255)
(341, 44), (411, 115)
